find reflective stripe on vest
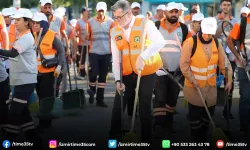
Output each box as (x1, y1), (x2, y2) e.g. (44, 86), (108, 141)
(0, 14), (3, 47)
(89, 17), (112, 54)
(8, 24), (16, 49)
(110, 18), (162, 76)
(37, 30), (57, 73)
(185, 37), (218, 88)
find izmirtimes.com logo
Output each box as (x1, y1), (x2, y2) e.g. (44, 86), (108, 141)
(2, 140), (11, 148)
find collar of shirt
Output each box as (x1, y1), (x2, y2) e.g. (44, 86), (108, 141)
(160, 19), (180, 33)
(122, 15), (135, 31)
(95, 16), (107, 23)
(217, 13), (233, 20)
(17, 29), (30, 39)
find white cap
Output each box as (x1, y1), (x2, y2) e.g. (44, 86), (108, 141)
(241, 7), (250, 14)
(12, 8), (33, 19)
(40, 0), (52, 6)
(156, 5), (165, 11)
(32, 12), (48, 22)
(96, 2), (107, 12)
(201, 17), (217, 35)
(166, 2), (180, 11)
(70, 19), (77, 27)
(54, 7), (66, 17)
(9, 7), (19, 17)
(131, 2), (140, 9)
(2, 8), (12, 16)
(192, 13), (204, 21)
(178, 3), (188, 11)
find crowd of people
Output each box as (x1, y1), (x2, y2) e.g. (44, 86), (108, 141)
(0, 0), (249, 149)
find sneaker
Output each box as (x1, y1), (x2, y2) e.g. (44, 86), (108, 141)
(96, 101), (108, 107)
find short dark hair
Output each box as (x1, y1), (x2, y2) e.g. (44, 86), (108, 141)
(81, 7), (86, 13)
(220, 0), (232, 5)
(111, 0), (130, 12)
(190, 9), (197, 14)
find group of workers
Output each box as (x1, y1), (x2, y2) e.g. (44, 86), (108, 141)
(0, 0), (249, 149)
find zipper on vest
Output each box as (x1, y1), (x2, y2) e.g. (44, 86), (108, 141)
(127, 42), (134, 72)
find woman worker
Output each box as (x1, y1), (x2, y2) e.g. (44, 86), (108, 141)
(0, 8), (42, 147)
(32, 12), (65, 131)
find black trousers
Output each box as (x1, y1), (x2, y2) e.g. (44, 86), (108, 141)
(153, 74), (180, 139)
(5, 83), (36, 140)
(89, 53), (111, 101)
(77, 45), (88, 77)
(110, 72), (155, 144)
(0, 78), (10, 128)
(188, 103), (215, 142)
(223, 61), (236, 114)
(36, 72), (54, 127)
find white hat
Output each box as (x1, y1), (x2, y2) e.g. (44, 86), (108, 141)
(70, 19), (77, 27)
(12, 8), (33, 19)
(166, 2), (180, 11)
(178, 3), (188, 11)
(96, 2), (107, 12)
(131, 2), (140, 9)
(192, 13), (204, 21)
(9, 7), (18, 17)
(201, 17), (217, 35)
(32, 12), (48, 22)
(241, 7), (250, 14)
(156, 5), (165, 11)
(54, 7), (66, 17)
(2, 8), (12, 16)
(40, 0), (52, 6)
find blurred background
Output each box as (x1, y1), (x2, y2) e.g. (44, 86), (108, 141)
(0, 0), (248, 23)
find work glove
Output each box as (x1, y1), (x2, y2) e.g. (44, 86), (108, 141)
(54, 65), (62, 78)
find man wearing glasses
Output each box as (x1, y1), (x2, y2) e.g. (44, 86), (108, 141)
(85, 2), (115, 107)
(109, 0), (165, 147)
(190, 13), (204, 35)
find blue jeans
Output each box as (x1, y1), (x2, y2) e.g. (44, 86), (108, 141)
(238, 68), (250, 129)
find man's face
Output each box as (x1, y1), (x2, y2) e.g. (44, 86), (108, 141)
(3, 16), (11, 25)
(41, 3), (53, 17)
(165, 9), (179, 24)
(157, 9), (164, 18)
(97, 10), (105, 17)
(132, 7), (140, 16)
(192, 21), (201, 32)
(220, 1), (232, 14)
(192, 5), (200, 13)
(113, 8), (131, 28)
(82, 10), (88, 18)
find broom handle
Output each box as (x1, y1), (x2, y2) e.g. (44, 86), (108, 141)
(161, 67), (183, 90)
(120, 51), (124, 135)
(225, 55), (230, 125)
(130, 19), (148, 132)
(196, 87), (216, 128)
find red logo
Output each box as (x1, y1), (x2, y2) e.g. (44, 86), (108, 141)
(216, 140), (224, 148)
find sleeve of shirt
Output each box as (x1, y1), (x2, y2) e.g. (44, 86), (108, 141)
(60, 19), (66, 32)
(180, 37), (196, 83)
(13, 35), (31, 54)
(111, 38), (120, 81)
(140, 20), (165, 60)
(217, 42), (233, 83)
(229, 23), (240, 40)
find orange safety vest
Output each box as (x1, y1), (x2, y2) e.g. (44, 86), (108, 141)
(0, 14), (4, 48)
(185, 37), (219, 88)
(37, 30), (57, 73)
(111, 18), (162, 76)
(8, 24), (16, 49)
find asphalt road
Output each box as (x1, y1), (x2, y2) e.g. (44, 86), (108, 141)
(1, 65), (249, 150)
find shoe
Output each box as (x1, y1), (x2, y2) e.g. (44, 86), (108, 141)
(87, 89), (95, 104)
(222, 112), (235, 120)
(96, 101), (108, 107)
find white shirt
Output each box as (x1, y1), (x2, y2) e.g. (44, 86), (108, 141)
(111, 16), (165, 81)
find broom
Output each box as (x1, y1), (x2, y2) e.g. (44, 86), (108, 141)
(196, 87), (229, 145)
(123, 18), (148, 147)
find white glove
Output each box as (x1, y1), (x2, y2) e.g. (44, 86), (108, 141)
(54, 65), (62, 77)
(156, 70), (167, 76)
